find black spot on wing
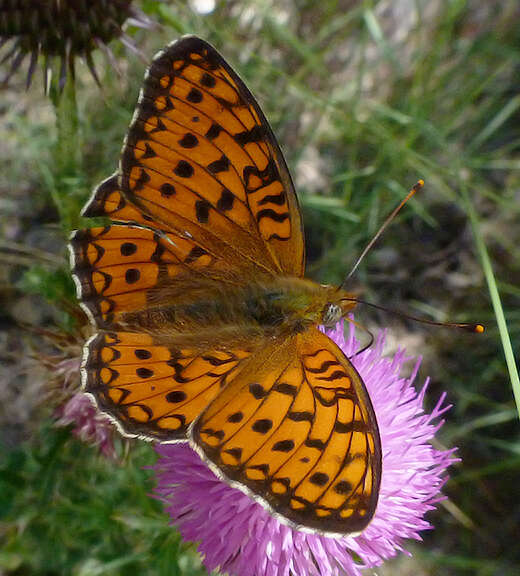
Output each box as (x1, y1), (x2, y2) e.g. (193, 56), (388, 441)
(135, 349), (152, 360)
(334, 480), (353, 494)
(120, 242), (137, 256)
(195, 199), (211, 223)
(184, 245), (208, 264)
(178, 133), (198, 148)
(233, 125), (265, 146)
(334, 420), (368, 433)
(125, 268), (140, 284)
(288, 411), (313, 422)
(227, 411), (243, 423)
(136, 367), (154, 378)
(166, 390), (188, 403)
(249, 383), (267, 399)
(141, 143), (156, 159)
(304, 359), (341, 374)
(208, 154), (230, 174)
(160, 183), (176, 197)
(305, 438), (326, 450)
(224, 447), (242, 460)
(217, 189), (234, 211)
(272, 439), (295, 452)
(174, 160), (194, 178)
(315, 369), (350, 382)
(205, 123), (221, 140)
(252, 419), (273, 434)
(273, 382), (298, 396)
(202, 427), (225, 440)
(187, 88), (203, 103)
(309, 472), (329, 486)
(200, 72), (216, 88)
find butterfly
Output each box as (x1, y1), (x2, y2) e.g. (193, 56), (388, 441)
(69, 36), (381, 537)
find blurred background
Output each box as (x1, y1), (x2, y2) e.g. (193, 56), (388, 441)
(0, 0), (519, 574)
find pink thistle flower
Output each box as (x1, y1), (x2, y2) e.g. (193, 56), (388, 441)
(55, 356), (116, 458)
(153, 323), (458, 576)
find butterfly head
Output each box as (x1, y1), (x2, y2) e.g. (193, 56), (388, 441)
(319, 287), (358, 328)
(321, 302), (343, 327)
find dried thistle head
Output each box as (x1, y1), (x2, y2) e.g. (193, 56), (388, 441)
(19, 305), (120, 457)
(0, 0), (156, 92)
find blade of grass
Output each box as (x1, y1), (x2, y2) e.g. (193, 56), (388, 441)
(448, 407), (517, 440)
(468, 95), (520, 153)
(460, 185), (520, 420)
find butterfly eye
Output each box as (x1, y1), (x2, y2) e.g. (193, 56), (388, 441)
(322, 302), (342, 327)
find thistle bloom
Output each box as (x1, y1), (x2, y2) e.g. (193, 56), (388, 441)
(153, 322), (458, 576)
(53, 356), (116, 458)
(56, 388), (116, 458)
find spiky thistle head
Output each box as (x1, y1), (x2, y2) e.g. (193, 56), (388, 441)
(0, 0), (156, 92)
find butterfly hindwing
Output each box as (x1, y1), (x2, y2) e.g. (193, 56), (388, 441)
(120, 35), (304, 277)
(82, 331), (251, 440)
(192, 328), (381, 534)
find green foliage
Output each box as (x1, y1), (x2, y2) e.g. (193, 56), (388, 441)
(0, 424), (205, 576)
(19, 264), (75, 303)
(2, 1), (519, 575)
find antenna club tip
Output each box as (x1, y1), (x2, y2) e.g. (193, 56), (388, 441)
(462, 323), (485, 333)
(412, 179), (425, 193)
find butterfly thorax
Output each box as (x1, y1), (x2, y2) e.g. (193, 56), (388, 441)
(120, 276), (356, 348)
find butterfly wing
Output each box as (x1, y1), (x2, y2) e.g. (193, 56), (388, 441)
(192, 327), (381, 535)
(119, 35), (304, 277)
(82, 330), (251, 440)
(72, 36), (305, 326)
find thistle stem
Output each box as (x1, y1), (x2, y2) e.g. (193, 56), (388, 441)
(50, 61), (81, 233)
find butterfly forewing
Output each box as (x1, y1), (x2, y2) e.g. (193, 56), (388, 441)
(81, 174), (152, 226)
(192, 328), (381, 534)
(120, 36), (304, 277)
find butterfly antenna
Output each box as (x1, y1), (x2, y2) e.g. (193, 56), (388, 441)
(341, 297), (484, 333)
(339, 179), (424, 290)
(344, 317), (375, 358)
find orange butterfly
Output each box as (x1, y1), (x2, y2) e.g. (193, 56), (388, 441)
(70, 36), (381, 536)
